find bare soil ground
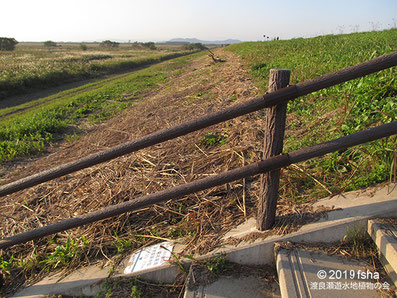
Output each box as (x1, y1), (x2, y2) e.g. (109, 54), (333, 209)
(0, 49), (333, 292)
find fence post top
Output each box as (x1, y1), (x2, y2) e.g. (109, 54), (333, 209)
(270, 68), (291, 73)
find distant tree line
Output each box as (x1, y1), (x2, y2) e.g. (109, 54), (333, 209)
(131, 41), (157, 50)
(44, 40), (58, 47)
(183, 43), (207, 50)
(0, 37), (18, 51)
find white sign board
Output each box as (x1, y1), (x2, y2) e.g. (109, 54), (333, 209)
(124, 241), (174, 274)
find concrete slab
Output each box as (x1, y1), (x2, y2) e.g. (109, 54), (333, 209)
(12, 263), (109, 298)
(223, 217), (257, 240)
(380, 253), (397, 288)
(184, 263), (280, 298)
(185, 275), (280, 298)
(277, 248), (385, 298)
(368, 218), (397, 287)
(312, 183), (397, 214)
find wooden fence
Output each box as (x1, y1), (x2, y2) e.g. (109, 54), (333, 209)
(0, 52), (396, 249)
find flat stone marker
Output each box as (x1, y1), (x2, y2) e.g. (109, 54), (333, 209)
(124, 241), (174, 274)
(277, 248), (389, 297)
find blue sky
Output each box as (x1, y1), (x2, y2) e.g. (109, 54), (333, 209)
(2, 0), (396, 42)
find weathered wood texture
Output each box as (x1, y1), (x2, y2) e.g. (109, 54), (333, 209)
(257, 69), (291, 230)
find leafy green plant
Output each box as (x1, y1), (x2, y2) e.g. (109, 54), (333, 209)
(206, 254), (229, 275)
(130, 285), (142, 298)
(66, 132), (80, 143)
(41, 237), (88, 270)
(0, 255), (14, 276)
(113, 232), (134, 253)
(200, 132), (228, 148)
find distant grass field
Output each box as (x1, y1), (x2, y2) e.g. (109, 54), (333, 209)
(0, 42), (191, 99)
(0, 52), (205, 162)
(227, 29), (396, 196)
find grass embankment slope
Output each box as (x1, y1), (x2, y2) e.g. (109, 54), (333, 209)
(0, 30), (396, 295)
(228, 29), (396, 193)
(0, 52), (201, 163)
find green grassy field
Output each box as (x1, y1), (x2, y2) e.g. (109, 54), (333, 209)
(0, 52), (204, 162)
(227, 29), (396, 196)
(0, 42), (191, 99)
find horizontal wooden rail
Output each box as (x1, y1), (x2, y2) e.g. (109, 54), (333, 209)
(1, 121), (395, 249)
(0, 52), (395, 198)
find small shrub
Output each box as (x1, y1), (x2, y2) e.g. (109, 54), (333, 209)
(100, 40), (119, 48)
(143, 42), (156, 50)
(184, 43), (207, 51)
(80, 43), (88, 51)
(43, 40), (57, 47)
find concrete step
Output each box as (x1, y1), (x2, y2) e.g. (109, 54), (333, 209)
(276, 248), (387, 298)
(368, 218), (397, 287)
(183, 263), (281, 298)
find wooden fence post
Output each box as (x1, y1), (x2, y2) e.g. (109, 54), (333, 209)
(257, 69), (291, 230)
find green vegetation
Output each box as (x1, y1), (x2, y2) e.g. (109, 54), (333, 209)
(131, 41), (157, 50)
(41, 236), (88, 270)
(0, 42), (194, 99)
(0, 236), (89, 287)
(205, 254), (230, 275)
(79, 43), (88, 51)
(227, 29), (397, 198)
(95, 276), (182, 298)
(142, 41), (156, 50)
(343, 227), (375, 259)
(100, 40), (119, 48)
(184, 42), (207, 51)
(43, 40), (57, 47)
(200, 131), (228, 148)
(0, 52), (203, 162)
